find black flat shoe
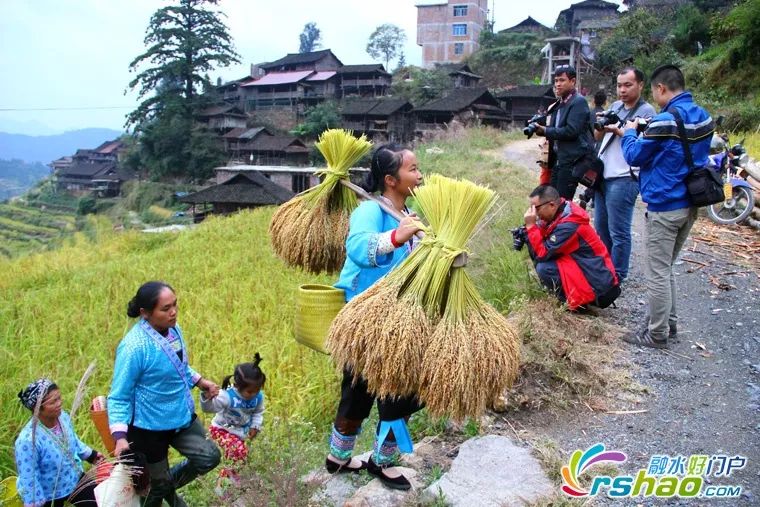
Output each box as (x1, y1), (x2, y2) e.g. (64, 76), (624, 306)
(324, 457), (366, 474)
(367, 457), (411, 491)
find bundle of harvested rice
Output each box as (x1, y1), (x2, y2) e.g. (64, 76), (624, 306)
(327, 174), (520, 419)
(269, 129), (372, 273)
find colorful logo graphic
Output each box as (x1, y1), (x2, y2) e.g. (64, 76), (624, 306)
(561, 444), (746, 499)
(561, 443), (627, 497)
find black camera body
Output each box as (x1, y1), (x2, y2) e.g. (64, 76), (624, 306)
(593, 110), (620, 131)
(523, 113), (547, 139)
(511, 226), (528, 251)
(633, 117), (650, 135)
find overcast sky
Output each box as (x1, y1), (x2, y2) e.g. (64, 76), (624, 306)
(0, 0), (624, 135)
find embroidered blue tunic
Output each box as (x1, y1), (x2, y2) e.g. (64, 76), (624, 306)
(200, 388), (265, 440)
(15, 411), (92, 505)
(108, 321), (201, 434)
(334, 200), (411, 302)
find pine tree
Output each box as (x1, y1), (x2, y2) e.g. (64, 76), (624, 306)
(126, 0), (240, 179)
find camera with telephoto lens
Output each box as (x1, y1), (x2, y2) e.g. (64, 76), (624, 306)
(523, 113), (547, 139)
(593, 110), (621, 131)
(511, 226), (528, 251)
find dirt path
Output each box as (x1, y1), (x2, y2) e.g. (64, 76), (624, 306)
(493, 139), (760, 505)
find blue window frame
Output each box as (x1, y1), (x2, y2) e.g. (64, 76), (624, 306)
(452, 23), (467, 36)
(453, 5), (468, 16)
(454, 43), (464, 55)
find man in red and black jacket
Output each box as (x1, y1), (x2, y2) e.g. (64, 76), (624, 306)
(524, 185), (620, 310)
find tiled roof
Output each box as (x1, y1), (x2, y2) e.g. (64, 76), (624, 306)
(179, 172), (294, 205)
(249, 135), (308, 152)
(337, 64), (390, 75)
(413, 88), (501, 113)
(242, 71), (314, 86)
(198, 105), (247, 117)
(500, 16), (552, 32)
(306, 71), (337, 82)
(259, 49), (342, 70)
(496, 85), (556, 99)
(341, 98), (412, 117)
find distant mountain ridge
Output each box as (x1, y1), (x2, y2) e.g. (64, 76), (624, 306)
(0, 128), (124, 164)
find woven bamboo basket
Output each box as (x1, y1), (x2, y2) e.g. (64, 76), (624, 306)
(295, 284), (345, 354)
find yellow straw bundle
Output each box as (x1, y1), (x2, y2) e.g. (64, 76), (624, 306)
(327, 174), (520, 419)
(269, 129), (372, 273)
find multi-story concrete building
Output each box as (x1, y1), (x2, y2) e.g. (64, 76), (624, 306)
(416, 0), (489, 68)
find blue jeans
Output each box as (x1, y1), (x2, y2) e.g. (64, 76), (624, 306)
(594, 177), (638, 280)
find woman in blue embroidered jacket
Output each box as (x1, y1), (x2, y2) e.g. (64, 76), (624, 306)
(326, 144), (424, 491)
(107, 281), (221, 507)
(15, 378), (103, 507)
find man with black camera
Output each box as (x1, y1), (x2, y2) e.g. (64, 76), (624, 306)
(533, 65), (595, 200)
(592, 67), (656, 282)
(619, 64), (714, 349)
(517, 185), (618, 311)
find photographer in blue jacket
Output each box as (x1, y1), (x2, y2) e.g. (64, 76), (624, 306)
(620, 64), (714, 349)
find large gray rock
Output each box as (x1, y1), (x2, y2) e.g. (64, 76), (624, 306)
(306, 470), (362, 507)
(423, 435), (554, 506)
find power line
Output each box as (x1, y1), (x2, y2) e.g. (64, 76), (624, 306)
(0, 106), (134, 112)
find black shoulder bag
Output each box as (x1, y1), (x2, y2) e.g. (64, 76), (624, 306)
(571, 98), (606, 190)
(669, 108), (723, 207)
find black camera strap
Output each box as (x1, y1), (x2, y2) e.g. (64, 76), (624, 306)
(668, 107), (697, 171)
(598, 99), (644, 156)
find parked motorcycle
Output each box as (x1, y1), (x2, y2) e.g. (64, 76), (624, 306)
(706, 131), (755, 225)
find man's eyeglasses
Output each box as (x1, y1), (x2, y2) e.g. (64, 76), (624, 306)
(535, 200), (556, 211)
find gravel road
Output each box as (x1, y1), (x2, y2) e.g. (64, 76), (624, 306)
(495, 139), (760, 506)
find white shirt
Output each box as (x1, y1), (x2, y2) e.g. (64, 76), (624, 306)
(599, 100), (657, 179)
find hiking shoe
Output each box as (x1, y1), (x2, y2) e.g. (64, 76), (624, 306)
(622, 328), (668, 349)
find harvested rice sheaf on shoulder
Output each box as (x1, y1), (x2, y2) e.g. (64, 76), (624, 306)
(269, 129), (371, 274)
(327, 174), (521, 418)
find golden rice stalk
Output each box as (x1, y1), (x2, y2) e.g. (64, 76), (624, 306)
(269, 129), (371, 273)
(70, 361), (97, 420)
(419, 300), (520, 420)
(269, 195), (350, 273)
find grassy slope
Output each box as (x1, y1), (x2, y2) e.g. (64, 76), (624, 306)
(0, 129), (543, 503)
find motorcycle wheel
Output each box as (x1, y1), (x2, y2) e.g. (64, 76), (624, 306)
(707, 185), (755, 225)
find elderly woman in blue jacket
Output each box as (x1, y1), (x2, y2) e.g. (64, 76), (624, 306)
(108, 281), (221, 507)
(325, 144), (424, 491)
(15, 378), (103, 507)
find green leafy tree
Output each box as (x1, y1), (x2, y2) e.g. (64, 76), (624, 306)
(291, 101), (341, 139)
(126, 0), (239, 180)
(596, 9), (680, 78)
(395, 51), (407, 73)
(673, 4), (711, 55)
(366, 24), (407, 69)
(390, 66), (451, 104)
(299, 22), (322, 53)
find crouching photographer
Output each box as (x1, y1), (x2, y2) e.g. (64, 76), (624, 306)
(592, 67), (657, 282)
(518, 185), (620, 311)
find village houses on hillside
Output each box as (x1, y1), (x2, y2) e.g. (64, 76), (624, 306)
(50, 139), (135, 197)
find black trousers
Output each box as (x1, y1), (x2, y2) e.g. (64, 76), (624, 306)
(43, 475), (97, 507)
(335, 368), (422, 436)
(550, 164), (579, 200)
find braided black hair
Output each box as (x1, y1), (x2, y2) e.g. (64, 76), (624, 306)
(361, 143), (407, 193)
(222, 352), (266, 391)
